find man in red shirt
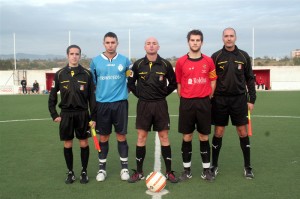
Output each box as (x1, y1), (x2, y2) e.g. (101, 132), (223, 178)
(257, 76), (265, 89)
(175, 29), (217, 182)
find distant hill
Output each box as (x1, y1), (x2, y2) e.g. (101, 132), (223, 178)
(0, 53), (65, 60)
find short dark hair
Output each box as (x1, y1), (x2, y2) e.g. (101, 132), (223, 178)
(66, 45), (81, 55)
(187, 29), (204, 42)
(103, 32), (118, 41)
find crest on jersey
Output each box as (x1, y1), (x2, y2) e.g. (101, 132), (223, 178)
(238, 64), (242, 70)
(118, 64), (124, 71)
(202, 64), (207, 73)
(80, 85), (84, 91)
(159, 75), (164, 81)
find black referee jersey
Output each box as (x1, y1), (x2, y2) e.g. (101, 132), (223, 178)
(127, 55), (177, 101)
(48, 64), (96, 121)
(211, 46), (256, 104)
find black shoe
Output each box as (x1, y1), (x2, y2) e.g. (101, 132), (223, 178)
(201, 168), (214, 182)
(80, 171), (89, 184)
(244, 167), (254, 179)
(210, 166), (219, 178)
(65, 171), (76, 184)
(179, 170), (192, 181)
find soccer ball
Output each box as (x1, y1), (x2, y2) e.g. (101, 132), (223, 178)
(145, 171), (167, 193)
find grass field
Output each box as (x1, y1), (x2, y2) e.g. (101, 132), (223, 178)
(0, 91), (300, 199)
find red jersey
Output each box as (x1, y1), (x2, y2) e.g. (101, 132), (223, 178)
(258, 78), (264, 84)
(175, 54), (217, 98)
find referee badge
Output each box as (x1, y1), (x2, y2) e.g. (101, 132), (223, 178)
(159, 75), (164, 81)
(238, 64), (242, 70)
(80, 84), (84, 91)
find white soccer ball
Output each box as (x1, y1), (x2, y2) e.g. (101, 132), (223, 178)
(145, 171), (167, 193)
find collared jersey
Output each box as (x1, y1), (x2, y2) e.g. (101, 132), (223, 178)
(175, 54), (217, 98)
(90, 53), (131, 103)
(127, 55), (177, 101)
(211, 45), (256, 104)
(48, 64), (97, 121)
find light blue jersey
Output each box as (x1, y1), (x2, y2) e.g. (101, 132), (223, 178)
(90, 53), (131, 103)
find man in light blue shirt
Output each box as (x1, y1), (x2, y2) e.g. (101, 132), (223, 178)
(90, 32), (131, 182)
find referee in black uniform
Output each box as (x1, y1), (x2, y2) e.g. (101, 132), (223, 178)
(127, 37), (178, 183)
(48, 45), (97, 184)
(210, 28), (256, 179)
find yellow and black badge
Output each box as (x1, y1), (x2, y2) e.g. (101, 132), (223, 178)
(126, 69), (133, 77)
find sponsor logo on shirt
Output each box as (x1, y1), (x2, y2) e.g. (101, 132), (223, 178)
(188, 77), (207, 85)
(99, 75), (122, 80)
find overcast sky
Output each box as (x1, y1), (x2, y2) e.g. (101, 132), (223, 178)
(0, 0), (299, 59)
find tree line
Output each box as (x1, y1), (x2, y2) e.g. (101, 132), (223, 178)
(0, 56), (299, 70)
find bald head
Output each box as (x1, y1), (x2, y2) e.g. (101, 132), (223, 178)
(144, 37), (160, 56)
(222, 27), (237, 51)
(223, 27), (236, 36)
(145, 37), (159, 45)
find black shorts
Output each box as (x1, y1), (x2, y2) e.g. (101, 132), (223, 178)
(136, 99), (170, 132)
(96, 100), (128, 135)
(59, 110), (90, 141)
(178, 97), (211, 135)
(211, 94), (248, 126)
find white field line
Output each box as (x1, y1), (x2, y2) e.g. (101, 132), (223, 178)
(1, 114), (298, 198)
(250, 115), (300, 119)
(145, 132), (169, 198)
(170, 114), (300, 119)
(1, 114), (300, 123)
(0, 118), (52, 123)
(154, 132), (162, 172)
